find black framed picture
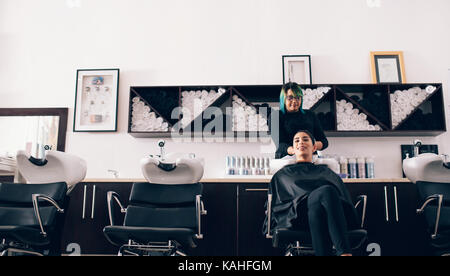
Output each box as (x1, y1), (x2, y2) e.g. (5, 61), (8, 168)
(370, 51), (406, 84)
(282, 55), (312, 84)
(73, 68), (120, 132)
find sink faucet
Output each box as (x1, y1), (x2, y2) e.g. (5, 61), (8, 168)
(108, 169), (119, 178)
(158, 140), (166, 161)
(413, 139), (422, 157)
(442, 154), (449, 162)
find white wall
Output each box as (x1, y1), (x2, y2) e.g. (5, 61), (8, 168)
(1, 0), (449, 178)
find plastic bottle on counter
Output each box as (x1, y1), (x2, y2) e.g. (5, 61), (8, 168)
(228, 156), (237, 175)
(246, 156), (252, 175)
(253, 157), (260, 175)
(260, 157), (266, 175)
(264, 157), (271, 175)
(366, 157), (375, 179)
(348, 158), (357, 179)
(339, 157), (348, 178)
(357, 157), (366, 178)
(237, 156), (243, 175)
(225, 156), (230, 175)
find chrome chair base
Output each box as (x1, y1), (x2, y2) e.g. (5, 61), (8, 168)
(284, 241), (314, 256)
(117, 240), (187, 256)
(0, 240), (48, 256)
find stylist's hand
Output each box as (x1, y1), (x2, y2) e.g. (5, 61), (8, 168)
(287, 146), (295, 155)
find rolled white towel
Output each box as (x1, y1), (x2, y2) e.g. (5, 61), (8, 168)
(426, 85), (436, 94)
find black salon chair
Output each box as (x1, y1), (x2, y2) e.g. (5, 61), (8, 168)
(103, 182), (207, 256)
(416, 181), (450, 256)
(264, 192), (368, 256)
(0, 182), (68, 256)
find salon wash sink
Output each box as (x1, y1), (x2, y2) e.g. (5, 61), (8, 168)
(402, 153), (450, 184)
(16, 150), (87, 191)
(140, 152), (204, 184)
(270, 155), (340, 175)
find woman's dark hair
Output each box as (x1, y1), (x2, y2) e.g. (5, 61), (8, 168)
(294, 130), (316, 144)
(280, 82), (304, 114)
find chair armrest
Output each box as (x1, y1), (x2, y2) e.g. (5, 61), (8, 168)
(107, 191), (127, 226)
(354, 195), (367, 229)
(32, 194), (64, 237)
(195, 195), (207, 239)
(266, 193), (273, 239)
(417, 194), (444, 239)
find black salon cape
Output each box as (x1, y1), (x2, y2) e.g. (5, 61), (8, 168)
(263, 162), (357, 235)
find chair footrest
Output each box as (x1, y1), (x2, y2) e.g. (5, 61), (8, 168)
(103, 226), (197, 249)
(272, 228), (367, 251)
(0, 226), (50, 247)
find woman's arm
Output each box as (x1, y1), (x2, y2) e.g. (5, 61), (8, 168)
(272, 112), (293, 158)
(277, 143), (291, 158)
(312, 112), (328, 150)
(315, 141), (324, 151)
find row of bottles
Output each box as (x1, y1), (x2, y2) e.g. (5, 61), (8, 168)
(339, 156), (375, 179)
(225, 156), (271, 176)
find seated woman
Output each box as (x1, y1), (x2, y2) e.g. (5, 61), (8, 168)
(265, 130), (358, 256)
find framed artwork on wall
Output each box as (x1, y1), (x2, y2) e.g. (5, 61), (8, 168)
(282, 55), (312, 84)
(73, 68), (120, 132)
(370, 51), (406, 84)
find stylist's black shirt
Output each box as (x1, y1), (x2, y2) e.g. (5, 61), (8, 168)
(274, 110), (328, 158)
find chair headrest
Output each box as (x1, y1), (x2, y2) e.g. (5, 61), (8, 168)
(0, 182), (67, 205)
(129, 182), (202, 205)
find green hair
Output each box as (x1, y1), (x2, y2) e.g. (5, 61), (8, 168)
(280, 82), (304, 114)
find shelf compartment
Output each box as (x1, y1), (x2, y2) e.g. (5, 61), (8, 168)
(181, 87), (232, 135)
(309, 87), (336, 131)
(130, 86), (180, 126)
(336, 84), (391, 129)
(394, 85), (446, 131)
(179, 86), (229, 129)
(128, 88), (174, 135)
(230, 87), (270, 135)
(335, 89), (386, 132)
(230, 85), (281, 104)
(301, 85), (333, 111)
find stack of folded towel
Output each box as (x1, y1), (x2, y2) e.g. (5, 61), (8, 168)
(390, 86), (435, 128)
(302, 87), (332, 110)
(180, 88), (226, 127)
(131, 97), (170, 132)
(336, 99), (382, 131)
(232, 95), (269, 132)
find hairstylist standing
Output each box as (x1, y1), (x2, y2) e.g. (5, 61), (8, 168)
(274, 82), (328, 158)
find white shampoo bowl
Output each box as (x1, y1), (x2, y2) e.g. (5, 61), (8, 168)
(140, 152), (204, 184)
(270, 155), (340, 175)
(403, 153), (450, 183)
(16, 150), (87, 190)
(270, 157), (296, 175)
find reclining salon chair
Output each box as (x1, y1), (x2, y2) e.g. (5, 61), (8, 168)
(264, 192), (368, 256)
(0, 182), (68, 256)
(103, 182), (207, 256)
(416, 181), (450, 256)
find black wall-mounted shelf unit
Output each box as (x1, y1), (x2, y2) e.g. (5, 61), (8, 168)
(128, 83), (446, 138)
